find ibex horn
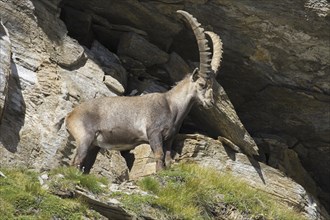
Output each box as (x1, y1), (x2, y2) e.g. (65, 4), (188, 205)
(205, 31), (223, 76)
(177, 10), (212, 79)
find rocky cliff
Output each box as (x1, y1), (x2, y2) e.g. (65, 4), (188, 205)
(0, 0), (329, 218)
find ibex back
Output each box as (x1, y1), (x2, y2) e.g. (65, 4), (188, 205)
(66, 10), (223, 173)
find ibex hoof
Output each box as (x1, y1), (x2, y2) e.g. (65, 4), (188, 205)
(165, 158), (173, 168)
(156, 160), (165, 172)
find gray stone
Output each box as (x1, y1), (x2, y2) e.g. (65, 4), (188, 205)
(54, 36), (86, 69)
(74, 188), (133, 220)
(128, 144), (156, 180)
(90, 40), (121, 66)
(0, 0), (66, 71)
(92, 14), (148, 37)
(90, 150), (129, 182)
(127, 76), (169, 95)
(0, 171), (7, 178)
(60, 57), (115, 102)
(63, 0), (182, 49)
(120, 56), (146, 77)
(89, 40), (128, 89)
(102, 65), (127, 88)
(117, 32), (169, 67)
(163, 52), (191, 82)
(104, 75), (125, 95)
(15, 64), (38, 88)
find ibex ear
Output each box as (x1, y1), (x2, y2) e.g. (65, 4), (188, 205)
(191, 68), (199, 82)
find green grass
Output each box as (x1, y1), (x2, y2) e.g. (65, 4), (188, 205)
(114, 192), (155, 214)
(0, 167), (103, 219)
(0, 164), (307, 220)
(135, 163), (306, 220)
(49, 166), (108, 194)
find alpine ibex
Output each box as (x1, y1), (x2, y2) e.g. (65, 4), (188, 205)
(65, 10), (223, 173)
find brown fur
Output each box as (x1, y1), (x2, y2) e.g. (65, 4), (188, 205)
(66, 75), (214, 172)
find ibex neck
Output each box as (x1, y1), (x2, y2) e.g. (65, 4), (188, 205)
(166, 77), (195, 124)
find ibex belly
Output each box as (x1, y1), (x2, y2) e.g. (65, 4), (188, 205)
(93, 128), (147, 151)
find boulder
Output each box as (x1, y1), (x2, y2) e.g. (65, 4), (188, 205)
(91, 14), (149, 51)
(90, 40), (128, 90)
(54, 36), (86, 69)
(90, 40), (122, 66)
(104, 75), (125, 95)
(128, 144), (157, 180)
(120, 56), (147, 77)
(90, 150), (129, 182)
(117, 32), (169, 67)
(163, 52), (191, 82)
(83, 40), (129, 95)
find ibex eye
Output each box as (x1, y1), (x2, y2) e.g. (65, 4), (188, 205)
(199, 83), (207, 89)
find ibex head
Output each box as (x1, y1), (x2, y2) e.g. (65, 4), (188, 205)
(189, 68), (214, 108)
(177, 10), (223, 109)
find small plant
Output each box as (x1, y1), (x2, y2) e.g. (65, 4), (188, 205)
(49, 166), (108, 194)
(138, 176), (160, 194)
(118, 192), (155, 214)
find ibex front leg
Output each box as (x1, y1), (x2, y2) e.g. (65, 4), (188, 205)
(149, 134), (165, 171)
(164, 139), (174, 167)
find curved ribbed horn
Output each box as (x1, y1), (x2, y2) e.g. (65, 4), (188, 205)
(205, 31), (223, 76)
(177, 10), (211, 79)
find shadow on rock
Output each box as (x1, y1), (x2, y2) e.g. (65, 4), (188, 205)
(0, 63), (26, 153)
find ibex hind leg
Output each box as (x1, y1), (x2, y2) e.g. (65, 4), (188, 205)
(72, 134), (95, 172)
(80, 145), (100, 174)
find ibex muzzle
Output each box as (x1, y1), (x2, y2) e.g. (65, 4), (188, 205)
(65, 10), (223, 173)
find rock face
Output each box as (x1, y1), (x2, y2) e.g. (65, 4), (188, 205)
(0, 0), (329, 216)
(0, 0), (118, 174)
(0, 21), (11, 121)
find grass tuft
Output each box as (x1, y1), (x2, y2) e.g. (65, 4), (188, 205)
(49, 166), (108, 194)
(138, 176), (160, 194)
